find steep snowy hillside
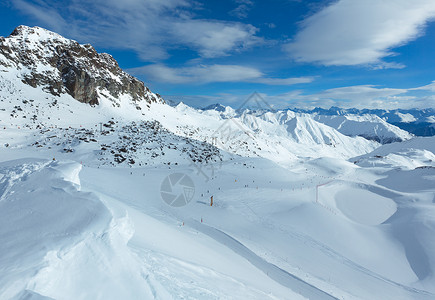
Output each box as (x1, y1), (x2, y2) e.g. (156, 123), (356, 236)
(313, 114), (412, 143)
(354, 136), (435, 169)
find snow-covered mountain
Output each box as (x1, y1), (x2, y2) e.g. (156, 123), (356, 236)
(353, 135), (435, 169)
(203, 103), (228, 112)
(0, 26), (380, 167)
(167, 103), (378, 165)
(312, 114), (413, 143)
(1, 26), (435, 300)
(0, 25), (163, 107)
(296, 106), (435, 123)
(0, 26), (226, 167)
(254, 109), (412, 144)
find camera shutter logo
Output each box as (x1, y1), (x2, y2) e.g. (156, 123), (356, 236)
(160, 173), (195, 207)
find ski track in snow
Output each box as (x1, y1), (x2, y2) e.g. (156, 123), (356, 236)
(186, 219), (338, 300)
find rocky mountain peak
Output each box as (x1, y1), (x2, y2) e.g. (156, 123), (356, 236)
(0, 25), (163, 107)
(9, 25), (65, 41)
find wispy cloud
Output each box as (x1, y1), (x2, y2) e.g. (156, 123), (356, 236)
(313, 85), (408, 102)
(275, 85), (420, 109)
(129, 64), (315, 85)
(130, 64), (261, 84)
(284, 0), (435, 67)
(12, 0), (67, 32)
(166, 83), (435, 110)
(10, 0), (262, 61)
(411, 80), (435, 92)
(270, 83), (435, 109)
(229, 0), (253, 19)
(171, 20), (260, 58)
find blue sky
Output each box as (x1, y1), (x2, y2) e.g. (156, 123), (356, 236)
(1, 0), (435, 109)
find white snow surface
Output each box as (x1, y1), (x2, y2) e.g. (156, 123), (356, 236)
(1, 87), (435, 299)
(1, 140), (435, 299)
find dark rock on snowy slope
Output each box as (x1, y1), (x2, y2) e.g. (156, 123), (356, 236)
(0, 25), (163, 106)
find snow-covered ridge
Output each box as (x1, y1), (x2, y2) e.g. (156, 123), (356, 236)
(313, 114), (413, 143)
(354, 136), (435, 169)
(295, 106), (435, 123)
(155, 102), (379, 164)
(202, 104), (416, 143)
(0, 25), (163, 107)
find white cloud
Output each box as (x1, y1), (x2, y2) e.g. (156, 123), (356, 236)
(11, 0), (68, 32)
(171, 84), (435, 110)
(412, 80), (435, 92)
(129, 64), (315, 85)
(285, 0), (435, 67)
(10, 0), (261, 61)
(283, 85), (419, 109)
(283, 84), (435, 109)
(130, 64), (260, 84)
(315, 85), (408, 102)
(229, 0), (253, 19)
(172, 20), (260, 58)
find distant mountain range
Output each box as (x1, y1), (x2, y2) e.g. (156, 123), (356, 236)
(295, 106), (435, 137)
(202, 103), (435, 138)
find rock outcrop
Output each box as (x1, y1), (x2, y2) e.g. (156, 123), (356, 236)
(0, 25), (163, 106)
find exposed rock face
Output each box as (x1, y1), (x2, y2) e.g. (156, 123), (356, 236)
(0, 25), (163, 106)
